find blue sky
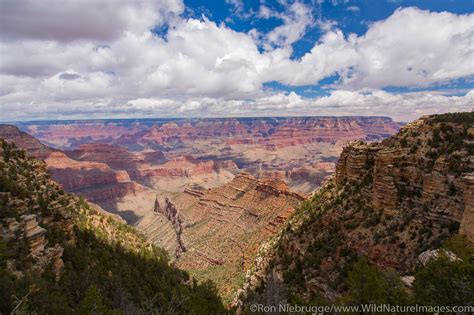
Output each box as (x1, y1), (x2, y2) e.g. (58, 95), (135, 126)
(185, 0), (473, 40)
(183, 0), (474, 97)
(0, 0), (472, 121)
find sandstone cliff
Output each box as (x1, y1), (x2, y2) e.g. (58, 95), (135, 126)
(12, 117), (402, 197)
(0, 126), (149, 204)
(140, 172), (304, 303)
(235, 112), (474, 309)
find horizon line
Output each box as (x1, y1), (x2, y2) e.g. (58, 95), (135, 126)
(1, 114), (404, 124)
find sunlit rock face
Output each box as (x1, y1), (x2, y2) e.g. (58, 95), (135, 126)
(236, 113), (474, 308)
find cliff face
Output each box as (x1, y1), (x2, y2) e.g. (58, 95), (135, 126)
(16, 117), (402, 195)
(0, 138), (225, 314)
(153, 197), (186, 257)
(460, 174), (474, 241)
(130, 116), (401, 147)
(0, 125), (134, 200)
(235, 113), (474, 308)
(140, 172), (304, 302)
(337, 115), (471, 230)
(0, 125), (53, 158)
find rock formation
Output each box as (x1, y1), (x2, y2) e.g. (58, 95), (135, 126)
(153, 196), (186, 257)
(13, 116), (402, 196)
(235, 112), (474, 308)
(460, 173), (474, 241)
(0, 138), (225, 313)
(138, 172), (304, 302)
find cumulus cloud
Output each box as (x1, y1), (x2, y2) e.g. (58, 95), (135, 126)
(1, 87), (472, 122)
(0, 1), (472, 121)
(285, 7), (474, 87)
(340, 8), (474, 88)
(263, 1), (314, 49)
(0, 0), (184, 41)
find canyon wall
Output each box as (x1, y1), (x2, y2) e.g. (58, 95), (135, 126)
(236, 113), (474, 308)
(12, 117), (402, 195)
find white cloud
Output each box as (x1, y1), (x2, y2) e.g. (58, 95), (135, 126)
(285, 7), (474, 88)
(346, 6), (360, 13)
(258, 5), (273, 19)
(0, 2), (472, 122)
(226, 0), (244, 14)
(0, 0), (184, 42)
(264, 1), (314, 49)
(341, 7), (474, 88)
(1, 87), (472, 122)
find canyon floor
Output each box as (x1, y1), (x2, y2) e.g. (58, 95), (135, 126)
(1, 116), (402, 301)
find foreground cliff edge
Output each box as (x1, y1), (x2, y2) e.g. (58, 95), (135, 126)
(0, 139), (225, 313)
(235, 112), (474, 310)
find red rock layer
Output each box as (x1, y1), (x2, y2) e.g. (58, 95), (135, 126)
(21, 117), (402, 150)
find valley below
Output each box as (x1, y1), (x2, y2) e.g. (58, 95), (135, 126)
(1, 116), (403, 301)
(1, 113), (473, 311)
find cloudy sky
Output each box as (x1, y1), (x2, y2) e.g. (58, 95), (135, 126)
(0, 0), (473, 122)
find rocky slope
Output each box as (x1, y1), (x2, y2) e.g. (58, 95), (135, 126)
(136, 173), (305, 302)
(235, 112), (474, 309)
(0, 138), (224, 313)
(0, 125), (137, 203)
(0, 126), (235, 213)
(67, 143), (237, 182)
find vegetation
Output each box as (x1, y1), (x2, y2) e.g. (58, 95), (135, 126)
(428, 112), (474, 126)
(341, 236), (474, 309)
(0, 139), (226, 314)
(238, 113), (474, 311)
(342, 257), (408, 306)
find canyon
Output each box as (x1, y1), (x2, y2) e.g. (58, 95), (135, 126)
(1, 116), (402, 300)
(0, 139), (225, 313)
(235, 112), (474, 309)
(16, 116), (401, 195)
(2, 113), (472, 307)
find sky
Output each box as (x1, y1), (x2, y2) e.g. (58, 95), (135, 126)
(0, 0), (473, 122)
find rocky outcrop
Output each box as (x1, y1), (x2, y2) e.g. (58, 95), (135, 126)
(336, 141), (378, 186)
(372, 149), (401, 213)
(154, 197), (186, 257)
(141, 172), (304, 300)
(256, 179), (305, 201)
(418, 249), (459, 266)
(460, 174), (474, 241)
(2, 214), (65, 280)
(236, 113), (474, 308)
(22, 214), (48, 254)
